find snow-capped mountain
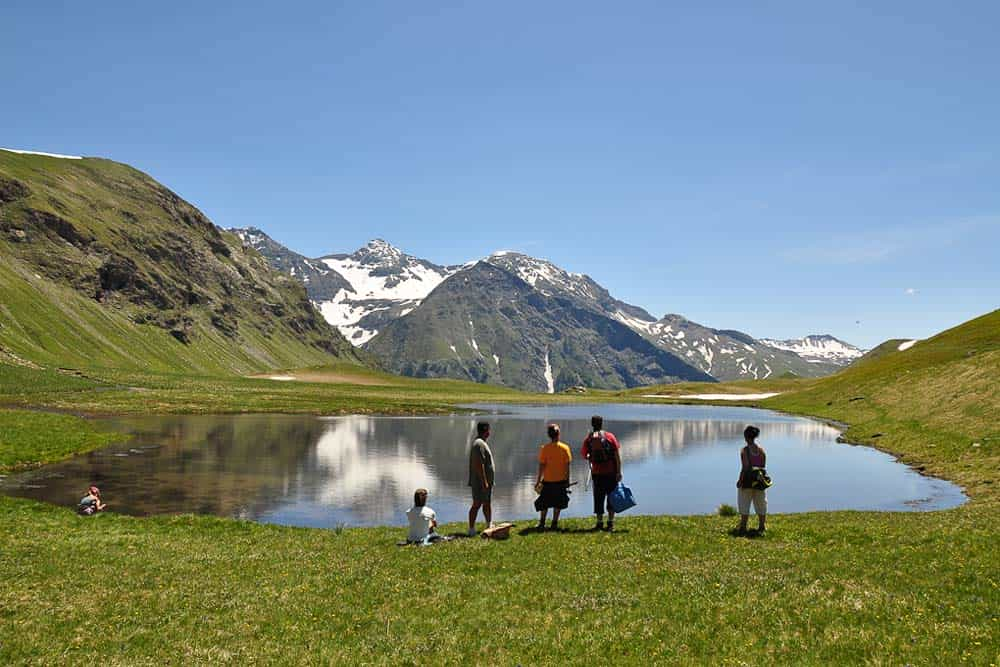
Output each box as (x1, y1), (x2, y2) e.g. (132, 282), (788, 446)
(233, 229), (460, 345)
(235, 230), (862, 386)
(759, 335), (865, 366)
(315, 240), (461, 345)
(484, 252), (836, 380)
(626, 315), (843, 380)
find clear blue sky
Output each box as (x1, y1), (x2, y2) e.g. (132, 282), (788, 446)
(4, 1), (998, 347)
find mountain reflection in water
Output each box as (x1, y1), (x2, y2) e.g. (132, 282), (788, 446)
(0, 404), (965, 527)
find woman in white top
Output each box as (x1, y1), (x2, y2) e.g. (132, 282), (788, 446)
(405, 488), (439, 544)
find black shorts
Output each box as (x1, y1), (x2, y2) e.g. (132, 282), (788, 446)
(534, 480), (570, 511)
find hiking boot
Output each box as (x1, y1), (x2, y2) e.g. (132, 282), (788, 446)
(605, 522), (615, 532)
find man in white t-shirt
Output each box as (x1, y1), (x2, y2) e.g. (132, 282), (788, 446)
(406, 488), (439, 544)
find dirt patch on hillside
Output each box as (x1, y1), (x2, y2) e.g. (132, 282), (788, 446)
(250, 370), (398, 386)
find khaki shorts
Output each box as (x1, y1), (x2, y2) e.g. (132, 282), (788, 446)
(738, 488), (767, 516)
(470, 484), (492, 504)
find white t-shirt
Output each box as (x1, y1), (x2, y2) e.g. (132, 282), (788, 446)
(406, 505), (436, 542)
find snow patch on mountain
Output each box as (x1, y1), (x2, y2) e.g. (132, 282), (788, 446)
(1, 147), (83, 160)
(613, 310), (655, 335)
(760, 335), (865, 366)
(543, 350), (555, 394)
(487, 252), (601, 302)
(644, 392), (781, 401)
(321, 256), (447, 301)
(310, 240), (460, 345)
(898, 339), (918, 351)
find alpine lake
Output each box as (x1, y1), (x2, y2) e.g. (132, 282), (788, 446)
(0, 404), (966, 528)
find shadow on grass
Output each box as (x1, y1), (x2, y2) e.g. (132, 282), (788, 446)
(517, 525), (631, 536)
(727, 527), (767, 539)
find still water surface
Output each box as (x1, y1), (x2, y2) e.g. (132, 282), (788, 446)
(0, 404), (965, 527)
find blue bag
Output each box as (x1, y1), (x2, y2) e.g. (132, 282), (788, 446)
(608, 482), (636, 514)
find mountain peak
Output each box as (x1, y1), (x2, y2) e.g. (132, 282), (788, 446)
(347, 238), (407, 266)
(365, 238), (401, 254)
(759, 334), (865, 365)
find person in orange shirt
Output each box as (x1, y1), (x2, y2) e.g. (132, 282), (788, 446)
(533, 423), (572, 531)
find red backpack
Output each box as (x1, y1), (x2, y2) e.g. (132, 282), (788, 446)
(586, 431), (614, 465)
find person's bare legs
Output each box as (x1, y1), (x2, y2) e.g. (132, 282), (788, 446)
(606, 508), (616, 531)
(468, 500), (482, 534)
(551, 508), (561, 530)
(483, 502), (492, 527)
(538, 508), (548, 529)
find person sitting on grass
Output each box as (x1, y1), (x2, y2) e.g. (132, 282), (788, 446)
(736, 425), (767, 534)
(77, 485), (106, 516)
(406, 488), (442, 545)
(533, 423), (572, 531)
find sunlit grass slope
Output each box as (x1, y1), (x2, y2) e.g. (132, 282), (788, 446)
(0, 150), (360, 374)
(765, 309), (999, 501)
(0, 261), (338, 374)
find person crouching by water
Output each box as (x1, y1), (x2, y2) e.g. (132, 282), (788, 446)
(581, 415), (622, 532)
(534, 423), (572, 531)
(467, 421), (495, 537)
(736, 425), (767, 534)
(77, 485), (106, 516)
(406, 488), (442, 545)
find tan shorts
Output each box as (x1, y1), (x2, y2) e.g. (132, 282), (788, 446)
(738, 488), (767, 516)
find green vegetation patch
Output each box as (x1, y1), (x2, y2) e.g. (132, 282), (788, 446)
(0, 500), (996, 664)
(0, 409), (121, 471)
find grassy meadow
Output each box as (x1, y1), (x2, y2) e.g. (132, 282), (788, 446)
(1, 311), (998, 664)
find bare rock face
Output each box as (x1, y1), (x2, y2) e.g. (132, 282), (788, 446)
(0, 176), (30, 203)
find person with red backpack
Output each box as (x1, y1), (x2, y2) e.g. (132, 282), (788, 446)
(581, 415), (622, 531)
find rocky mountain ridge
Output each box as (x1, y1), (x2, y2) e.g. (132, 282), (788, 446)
(233, 229), (865, 387)
(759, 334), (865, 366)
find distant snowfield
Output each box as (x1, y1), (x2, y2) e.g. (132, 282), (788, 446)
(316, 254), (456, 345)
(643, 392), (781, 401)
(897, 340), (918, 351)
(760, 335), (865, 364)
(1, 147), (82, 160)
(267, 375), (296, 381)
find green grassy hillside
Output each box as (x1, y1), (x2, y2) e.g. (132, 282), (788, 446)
(850, 338), (909, 365)
(0, 150), (360, 374)
(766, 309), (999, 500)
